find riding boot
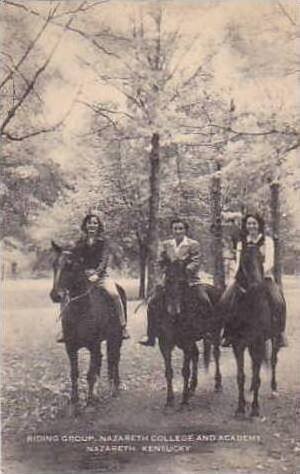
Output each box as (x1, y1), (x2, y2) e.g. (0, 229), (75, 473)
(264, 278), (288, 347)
(56, 334), (65, 343)
(112, 294), (130, 340)
(139, 300), (156, 347)
(122, 326), (130, 340)
(193, 285), (214, 340)
(277, 332), (288, 348)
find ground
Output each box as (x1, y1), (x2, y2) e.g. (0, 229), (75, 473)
(1, 276), (300, 474)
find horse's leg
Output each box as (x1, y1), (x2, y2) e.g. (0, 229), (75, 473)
(159, 339), (175, 407)
(181, 348), (192, 406)
(66, 344), (79, 409)
(213, 337), (222, 393)
(113, 341), (121, 391)
(248, 343), (263, 417)
(232, 342), (246, 417)
(271, 337), (279, 395)
(188, 343), (199, 396)
(87, 343), (101, 405)
(107, 337), (121, 397)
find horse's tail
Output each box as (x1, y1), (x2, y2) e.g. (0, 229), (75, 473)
(203, 338), (211, 372)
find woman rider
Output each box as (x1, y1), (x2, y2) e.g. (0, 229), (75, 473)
(57, 213), (129, 342)
(221, 212), (287, 348)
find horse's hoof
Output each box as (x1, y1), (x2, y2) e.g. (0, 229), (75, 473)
(250, 408), (260, 417)
(111, 388), (120, 398)
(165, 400), (175, 407)
(163, 407), (174, 415)
(234, 410), (246, 420)
(270, 390), (279, 399)
(70, 403), (81, 417)
(118, 382), (127, 391)
(214, 384), (223, 393)
(178, 402), (189, 412)
(87, 395), (99, 406)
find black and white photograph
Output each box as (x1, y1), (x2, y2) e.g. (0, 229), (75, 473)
(1, 1), (299, 473)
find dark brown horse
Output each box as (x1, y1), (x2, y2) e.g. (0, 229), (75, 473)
(50, 241), (126, 410)
(226, 243), (283, 417)
(153, 260), (223, 408)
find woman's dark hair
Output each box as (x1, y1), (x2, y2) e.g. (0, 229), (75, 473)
(241, 213), (265, 242)
(80, 214), (104, 236)
(170, 218), (189, 232)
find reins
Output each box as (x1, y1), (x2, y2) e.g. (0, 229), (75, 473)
(57, 287), (93, 320)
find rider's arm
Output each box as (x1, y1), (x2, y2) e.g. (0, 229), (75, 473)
(186, 241), (201, 275)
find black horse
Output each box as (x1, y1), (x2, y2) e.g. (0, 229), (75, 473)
(50, 241), (126, 409)
(225, 243), (283, 417)
(153, 260), (223, 407)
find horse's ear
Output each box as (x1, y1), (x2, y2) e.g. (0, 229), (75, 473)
(51, 240), (62, 253)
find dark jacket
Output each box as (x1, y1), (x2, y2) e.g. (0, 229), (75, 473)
(73, 237), (109, 275)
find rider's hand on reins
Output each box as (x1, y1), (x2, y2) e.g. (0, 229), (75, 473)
(88, 273), (99, 283)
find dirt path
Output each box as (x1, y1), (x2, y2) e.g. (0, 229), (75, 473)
(2, 277), (299, 473)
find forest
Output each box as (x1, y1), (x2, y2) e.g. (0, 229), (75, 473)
(1, 0), (299, 294)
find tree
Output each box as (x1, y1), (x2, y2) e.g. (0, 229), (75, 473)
(27, 0), (300, 285)
(0, 1), (111, 246)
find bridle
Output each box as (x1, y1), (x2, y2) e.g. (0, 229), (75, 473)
(57, 287), (93, 320)
(54, 250), (93, 319)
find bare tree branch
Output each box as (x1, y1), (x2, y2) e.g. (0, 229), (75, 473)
(1, 52), (43, 103)
(0, 11), (53, 91)
(5, 0), (117, 57)
(276, 1), (296, 26)
(0, 16), (74, 135)
(77, 99), (136, 122)
(52, 1), (109, 19)
(182, 122), (300, 139)
(2, 85), (80, 141)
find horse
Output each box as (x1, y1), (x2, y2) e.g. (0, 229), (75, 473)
(152, 260), (223, 408)
(225, 243), (283, 417)
(49, 241), (126, 410)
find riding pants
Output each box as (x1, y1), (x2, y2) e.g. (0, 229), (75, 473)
(96, 277), (126, 328)
(264, 278), (286, 332)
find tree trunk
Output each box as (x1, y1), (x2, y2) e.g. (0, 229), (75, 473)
(138, 241), (147, 299)
(147, 132), (160, 295)
(270, 180), (282, 287)
(210, 163), (225, 290)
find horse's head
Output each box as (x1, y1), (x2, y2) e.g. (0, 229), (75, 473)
(164, 259), (188, 315)
(50, 241), (82, 303)
(238, 243), (264, 292)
